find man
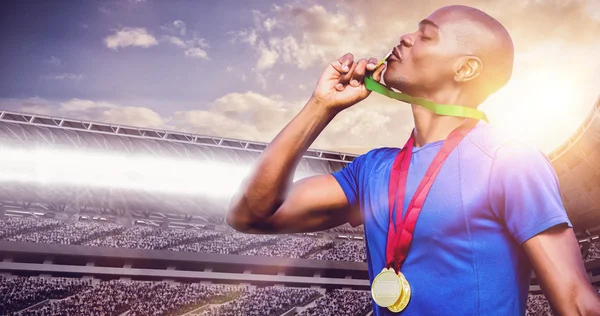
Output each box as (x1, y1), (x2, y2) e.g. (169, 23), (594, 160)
(227, 5), (600, 315)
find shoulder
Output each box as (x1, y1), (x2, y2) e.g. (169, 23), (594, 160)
(337, 147), (399, 179)
(466, 121), (549, 164)
(355, 147), (400, 161)
(350, 147), (399, 170)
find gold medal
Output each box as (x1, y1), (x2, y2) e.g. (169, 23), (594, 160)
(388, 272), (411, 313)
(371, 268), (403, 307)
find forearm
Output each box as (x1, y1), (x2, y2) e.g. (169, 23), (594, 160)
(574, 288), (600, 316)
(227, 98), (337, 230)
(552, 281), (600, 316)
(526, 226), (600, 315)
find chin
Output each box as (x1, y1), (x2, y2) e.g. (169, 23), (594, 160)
(383, 71), (411, 93)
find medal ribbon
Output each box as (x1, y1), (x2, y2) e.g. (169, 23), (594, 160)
(364, 75), (489, 123)
(385, 119), (478, 272)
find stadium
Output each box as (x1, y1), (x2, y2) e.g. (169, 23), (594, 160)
(0, 93), (598, 316)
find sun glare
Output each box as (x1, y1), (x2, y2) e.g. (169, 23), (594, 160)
(482, 68), (589, 153)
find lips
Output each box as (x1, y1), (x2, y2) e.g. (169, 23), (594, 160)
(391, 46), (401, 60)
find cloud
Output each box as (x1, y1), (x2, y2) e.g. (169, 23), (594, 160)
(104, 27), (158, 50)
(161, 21), (210, 60)
(184, 47), (209, 59)
(163, 35), (185, 48)
(59, 99), (115, 112)
(229, 28), (258, 45)
(2, 98), (166, 130)
(41, 73), (85, 81)
(256, 41), (279, 70)
(170, 92), (301, 142)
(99, 107), (165, 129)
(232, 0), (600, 71)
(161, 20), (187, 36)
(47, 56), (61, 66)
(169, 90), (413, 152)
(230, 4), (391, 71)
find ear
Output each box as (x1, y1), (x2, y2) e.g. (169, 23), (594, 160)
(454, 56), (482, 83)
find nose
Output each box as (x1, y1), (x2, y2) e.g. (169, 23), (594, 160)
(400, 34), (414, 47)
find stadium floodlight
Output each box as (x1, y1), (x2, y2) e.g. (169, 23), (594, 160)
(0, 145), (312, 199)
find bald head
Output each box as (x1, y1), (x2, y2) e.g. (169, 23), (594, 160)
(435, 5), (515, 99)
(383, 5), (515, 106)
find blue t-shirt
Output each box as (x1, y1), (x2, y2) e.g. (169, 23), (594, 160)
(332, 122), (571, 315)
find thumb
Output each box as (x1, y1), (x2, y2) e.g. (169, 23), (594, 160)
(371, 64), (386, 82)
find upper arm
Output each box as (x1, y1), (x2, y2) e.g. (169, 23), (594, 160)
(244, 152), (368, 234)
(266, 174), (360, 234)
(489, 142), (600, 313)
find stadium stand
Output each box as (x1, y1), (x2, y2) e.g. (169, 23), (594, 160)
(549, 96), (600, 233)
(308, 240), (367, 262)
(1, 276), (92, 315)
(0, 103), (599, 315)
(298, 289), (372, 316)
(0, 217), (365, 262)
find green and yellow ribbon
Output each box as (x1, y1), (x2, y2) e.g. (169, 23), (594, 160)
(364, 53), (489, 122)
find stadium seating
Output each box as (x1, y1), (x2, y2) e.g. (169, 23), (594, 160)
(0, 217), (590, 315)
(298, 289), (371, 316)
(0, 217), (367, 262)
(0, 276), (557, 315)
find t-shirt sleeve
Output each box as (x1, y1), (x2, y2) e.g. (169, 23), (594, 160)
(489, 141), (572, 244)
(331, 151), (373, 227)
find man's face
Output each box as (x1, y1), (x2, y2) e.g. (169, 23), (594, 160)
(383, 8), (465, 97)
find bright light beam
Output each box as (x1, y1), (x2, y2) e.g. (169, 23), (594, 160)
(0, 146), (313, 199)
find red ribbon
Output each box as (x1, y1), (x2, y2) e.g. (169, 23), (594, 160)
(386, 119), (478, 272)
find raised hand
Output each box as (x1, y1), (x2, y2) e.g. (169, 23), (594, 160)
(311, 53), (386, 112)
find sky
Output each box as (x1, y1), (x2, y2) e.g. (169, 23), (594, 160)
(0, 0), (599, 155)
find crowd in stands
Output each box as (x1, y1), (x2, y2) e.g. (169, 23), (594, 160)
(83, 225), (153, 248)
(85, 225), (220, 250)
(19, 279), (245, 316)
(585, 241), (600, 262)
(0, 276), (563, 315)
(202, 287), (321, 316)
(0, 217), (367, 262)
(127, 283), (244, 316)
(298, 289), (371, 316)
(526, 294), (553, 316)
(0, 277), (91, 315)
(172, 232), (279, 255)
(240, 237), (333, 259)
(309, 240), (367, 262)
(6, 221), (123, 245)
(0, 217), (61, 238)
(329, 223), (365, 235)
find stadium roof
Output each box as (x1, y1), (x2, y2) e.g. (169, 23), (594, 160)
(0, 102), (599, 234)
(548, 95), (600, 235)
(0, 110), (355, 221)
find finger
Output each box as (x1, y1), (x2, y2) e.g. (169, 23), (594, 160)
(338, 59), (358, 86)
(330, 53), (355, 74)
(366, 57), (378, 72)
(350, 58), (368, 87)
(372, 64), (386, 82)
